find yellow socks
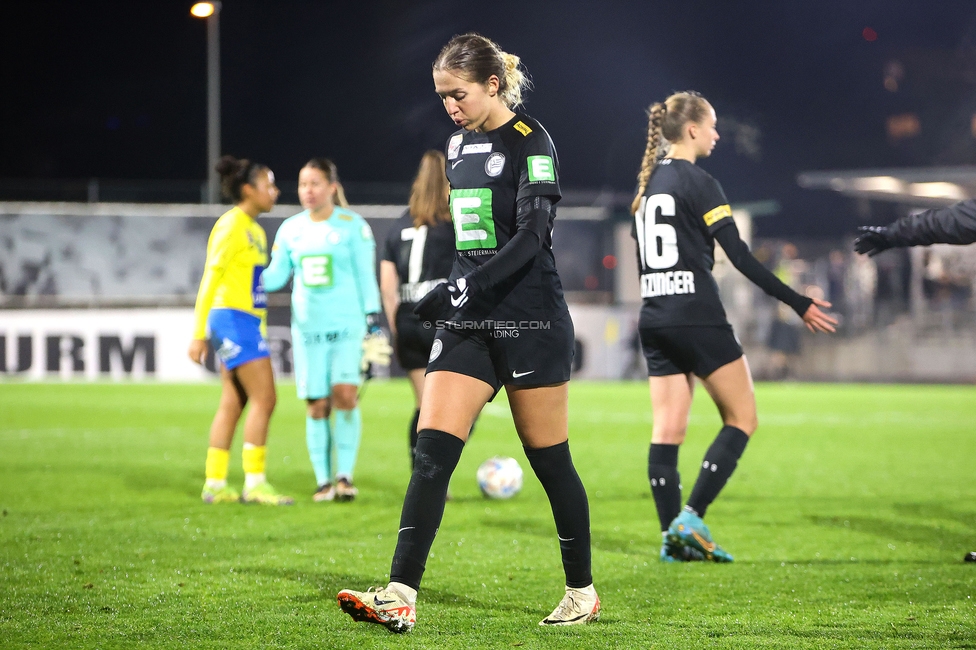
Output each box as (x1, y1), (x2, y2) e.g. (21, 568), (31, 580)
(242, 443), (267, 489)
(205, 447), (230, 489)
(207, 444), (269, 490)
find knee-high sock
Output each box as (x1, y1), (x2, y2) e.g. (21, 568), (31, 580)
(333, 407), (361, 480)
(648, 443), (681, 532)
(205, 447), (230, 483)
(686, 425), (750, 518)
(390, 429), (464, 591)
(408, 409), (420, 470)
(524, 441), (593, 588)
(306, 416), (331, 486)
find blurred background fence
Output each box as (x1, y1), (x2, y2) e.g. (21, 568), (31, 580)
(2, 195), (976, 382)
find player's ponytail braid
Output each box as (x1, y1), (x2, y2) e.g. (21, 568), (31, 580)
(631, 91), (712, 215)
(631, 103), (667, 215)
(434, 33), (532, 109)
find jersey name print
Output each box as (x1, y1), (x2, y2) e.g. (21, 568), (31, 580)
(444, 113), (567, 320)
(633, 158), (735, 328)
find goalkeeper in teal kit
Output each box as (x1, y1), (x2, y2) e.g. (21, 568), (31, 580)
(263, 159), (392, 502)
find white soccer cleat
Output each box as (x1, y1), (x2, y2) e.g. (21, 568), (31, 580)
(539, 584), (600, 626)
(337, 586), (416, 633)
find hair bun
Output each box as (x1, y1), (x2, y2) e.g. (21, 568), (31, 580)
(215, 154), (242, 176)
(502, 52), (519, 72)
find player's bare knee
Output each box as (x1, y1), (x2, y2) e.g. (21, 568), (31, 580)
(652, 425), (687, 445)
(331, 386), (358, 411)
(726, 413), (757, 435)
(307, 399), (328, 419)
(252, 392), (276, 414)
(333, 395), (356, 411)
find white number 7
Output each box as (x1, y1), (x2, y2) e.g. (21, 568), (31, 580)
(635, 194), (679, 270)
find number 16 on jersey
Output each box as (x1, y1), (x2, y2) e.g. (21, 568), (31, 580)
(635, 194), (679, 270)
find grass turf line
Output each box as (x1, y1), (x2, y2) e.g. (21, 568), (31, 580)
(1, 381), (974, 649)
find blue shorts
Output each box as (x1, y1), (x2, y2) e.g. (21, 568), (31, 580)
(292, 326), (364, 400)
(208, 309), (269, 371)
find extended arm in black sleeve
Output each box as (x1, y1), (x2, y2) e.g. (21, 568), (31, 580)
(855, 200), (976, 256)
(713, 221), (813, 317)
(464, 195), (551, 292)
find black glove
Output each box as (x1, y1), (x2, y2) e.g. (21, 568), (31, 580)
(854, 226), (894, 257)
(413, 277), (472, 322)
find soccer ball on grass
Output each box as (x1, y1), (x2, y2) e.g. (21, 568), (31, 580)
(476, 456), (523, 499)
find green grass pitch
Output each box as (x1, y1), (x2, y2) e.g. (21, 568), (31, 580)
(1, 380), (974, 649)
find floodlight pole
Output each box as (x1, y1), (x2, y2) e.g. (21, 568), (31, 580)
(206, 3), (222, 204)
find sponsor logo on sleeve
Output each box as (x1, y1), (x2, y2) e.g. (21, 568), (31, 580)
(526, 155), (555, 183)
(461, 142), (492, 155)
(252, 266), (268, 308)
(485, 152), (506, 177)
(513, 121), (533, 136)
(448, 134), (463, 160)
(703, 204), (732, 227)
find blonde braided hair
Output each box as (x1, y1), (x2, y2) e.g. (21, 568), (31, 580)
(631, 91), (712, 215)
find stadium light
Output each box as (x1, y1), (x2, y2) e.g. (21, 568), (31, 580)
(191, 2), (222, 203)
(190, 2), (216, 18)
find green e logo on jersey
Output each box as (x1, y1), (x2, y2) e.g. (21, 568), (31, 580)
(527, 155), (555, 182)
(450, 188), (497, 250)
(299, 254), (333, 287)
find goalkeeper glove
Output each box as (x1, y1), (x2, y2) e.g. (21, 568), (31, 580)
(854, 226), (893, 257)
(361, 331), (393, 370)
(361, 312), (392, 371)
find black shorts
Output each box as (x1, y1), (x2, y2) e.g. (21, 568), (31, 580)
(395, 304), (436, 371)
(640, 324), (743, 378)
(426, 311), (574, 393)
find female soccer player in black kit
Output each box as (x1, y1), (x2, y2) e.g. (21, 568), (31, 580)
(632, 91), (837, 563)
(338, 33), (598, 632)
(854, 199), (976, 564)
(380, 150), (456, 467)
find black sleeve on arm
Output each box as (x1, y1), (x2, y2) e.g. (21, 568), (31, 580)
(466, 196), (551, 292)
(713, 221), (813, 317)
(889, 200), (976, 247)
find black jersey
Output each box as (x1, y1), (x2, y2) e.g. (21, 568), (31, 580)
(633, 158), (735, 328)
(445, 113), (567, 319)
(382, 210), (456, 304)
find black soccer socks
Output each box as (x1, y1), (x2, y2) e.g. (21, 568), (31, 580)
(390, 428), (464, 590)
(686, 425), (750, 518)
(524, 441), (593, 589)
(648, 443), (681, 532)
(408, 409), (420, 469)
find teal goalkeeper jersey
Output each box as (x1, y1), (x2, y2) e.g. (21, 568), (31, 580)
(263, 207), (381, 331)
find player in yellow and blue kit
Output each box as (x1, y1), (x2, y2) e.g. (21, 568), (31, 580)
(188, 155), (294, 506)
(263, 158), (389, 502)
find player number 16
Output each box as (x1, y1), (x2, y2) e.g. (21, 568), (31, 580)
(635, 194), (679, 270)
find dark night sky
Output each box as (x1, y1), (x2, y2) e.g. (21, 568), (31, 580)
(4, 1), (976, 236)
